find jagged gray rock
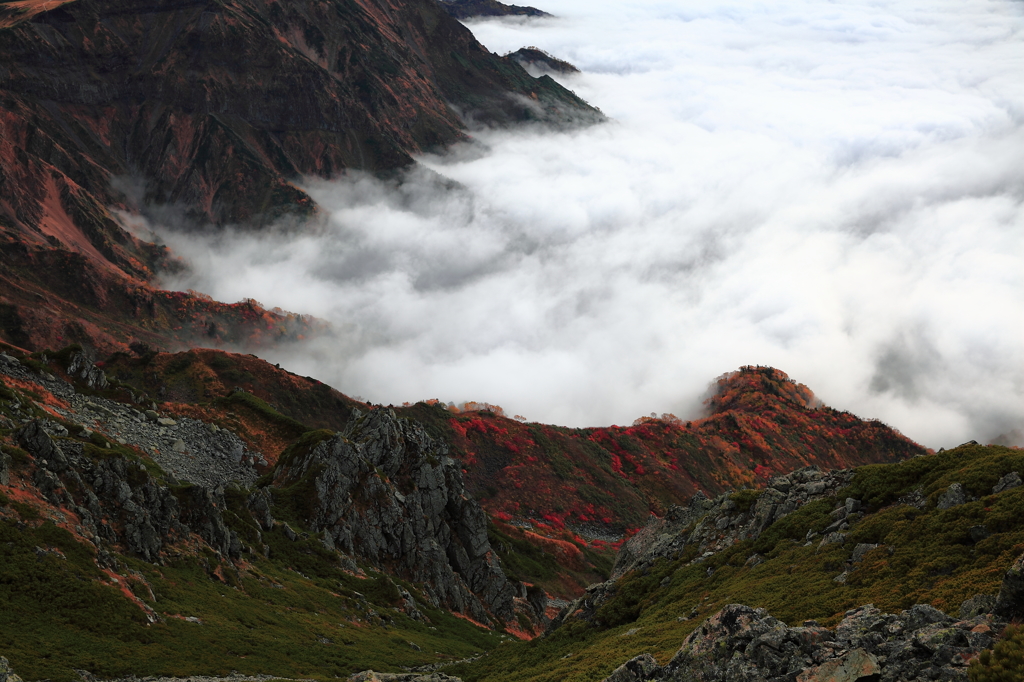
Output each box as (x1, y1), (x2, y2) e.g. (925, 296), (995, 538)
(272, 408), (517, 623)
(936, 483), (967, 510)
(603, 602), (1002, 682)
(992, 471), (1021, 494)
(0, 657), (23, 682)
(66, 351), (109, 390)
(14, 419), (239, 562)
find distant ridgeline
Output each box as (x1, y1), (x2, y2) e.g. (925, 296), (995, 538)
(6, 343), (1019, 682)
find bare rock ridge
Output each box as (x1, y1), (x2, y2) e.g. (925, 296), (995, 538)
(271, 408), (519, 623)
(507, 47), (580, 75)
(438, 0), (549, 20)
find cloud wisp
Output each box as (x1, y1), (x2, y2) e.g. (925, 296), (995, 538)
(157, 0), (1024, 448)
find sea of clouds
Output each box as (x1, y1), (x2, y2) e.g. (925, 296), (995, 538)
(157, 0), (1024, 448)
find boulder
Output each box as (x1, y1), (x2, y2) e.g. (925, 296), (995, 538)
(936, 483), (966, 510)
(795, 649), (878, 682)
(602, 653), (660, 682)
(993, 550), (1024, 620)
(993, 472), (1022, 494)
(959, 594), (996, 619)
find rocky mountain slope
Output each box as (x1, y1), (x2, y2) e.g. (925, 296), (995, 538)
(450, 442), (1024, 682)
(397, 367), (924, 595)
(0, 0), (600, 355)
(1, 341), (1021, 681)
(0, 345), (540, 680)
(84, 353), (927, 597)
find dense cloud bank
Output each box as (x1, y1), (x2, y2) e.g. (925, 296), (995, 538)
(157, 0), (1024, 448)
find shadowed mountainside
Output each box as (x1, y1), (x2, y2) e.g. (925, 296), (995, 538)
(0, 0), (601, 354)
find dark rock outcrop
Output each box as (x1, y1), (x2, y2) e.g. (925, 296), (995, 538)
(993, 550), (1024, 621)
(605, 602), (1002, 682)
(439, 0), (549, 20)
(507, 47), (580, 74)
(272, 408), (517, 623)
(15, 419), (239, 561)
(66, 351), (108, 390)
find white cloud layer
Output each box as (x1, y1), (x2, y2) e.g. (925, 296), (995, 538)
(156, 0), (1024, 448)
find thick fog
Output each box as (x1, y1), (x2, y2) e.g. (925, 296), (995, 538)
(156, 0), (1024, 448)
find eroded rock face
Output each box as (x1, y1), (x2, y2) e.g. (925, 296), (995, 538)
(16, 419), (240, 562)
(273, 408), (517, 623)
(605, 602), (1003, 682)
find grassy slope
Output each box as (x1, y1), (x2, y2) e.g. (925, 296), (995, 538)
(449, 443), (1024, 682)
(0, 510), (503, 681)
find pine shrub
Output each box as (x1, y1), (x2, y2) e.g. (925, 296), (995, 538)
(970, 625), (1024, 682)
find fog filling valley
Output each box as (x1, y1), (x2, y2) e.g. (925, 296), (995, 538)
(156, 0), (1024, 449)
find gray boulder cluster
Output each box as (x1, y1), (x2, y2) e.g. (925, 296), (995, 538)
(272, 408), (521, 624)
(604, 601), (1004, 682)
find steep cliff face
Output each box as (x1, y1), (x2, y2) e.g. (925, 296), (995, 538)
(271, 408), (519, 623)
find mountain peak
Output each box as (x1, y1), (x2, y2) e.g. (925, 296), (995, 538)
(706, 365), (819, 416)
